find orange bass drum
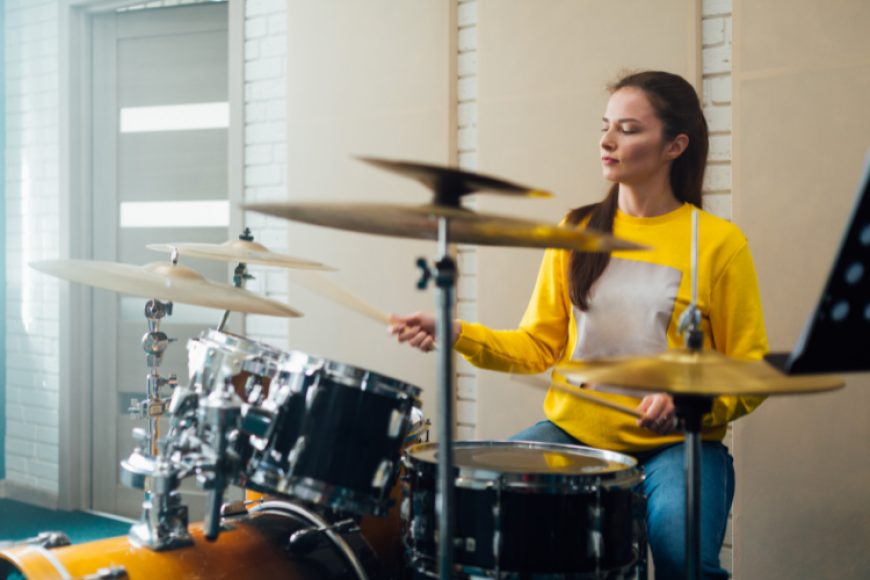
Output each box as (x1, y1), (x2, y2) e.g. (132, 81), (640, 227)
(0, 501), (388, 580)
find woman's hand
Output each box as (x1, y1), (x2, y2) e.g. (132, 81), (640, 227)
(637, 393), (678, 436)
(387, 312), (461, 353)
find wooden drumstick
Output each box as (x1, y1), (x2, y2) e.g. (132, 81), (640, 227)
(510, 374), (644, 419)
(290, 271), (440, 350)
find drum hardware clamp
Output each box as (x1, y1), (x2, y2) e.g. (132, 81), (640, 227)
(217, 228), (257, 332)
(0, 531), (71, 550)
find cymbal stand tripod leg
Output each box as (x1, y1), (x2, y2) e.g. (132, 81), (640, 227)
(673, 395), (713, 580)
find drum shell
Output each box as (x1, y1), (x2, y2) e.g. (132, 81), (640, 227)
(0, 504), (386, 580)
(289, 374), (419, 514)
(402, 442), (640, 574)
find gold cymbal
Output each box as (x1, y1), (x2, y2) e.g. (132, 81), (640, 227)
(29, 259), (303, 317)
(557, 348), (845, 396)
(147, 239), (336, 270)
(243, 202), (646, 252)
(358, 157), (553, 203)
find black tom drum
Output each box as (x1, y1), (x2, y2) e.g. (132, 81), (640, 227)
(402, 441), (646, 577)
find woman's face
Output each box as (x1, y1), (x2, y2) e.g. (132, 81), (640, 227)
(600, 87), (675, 185)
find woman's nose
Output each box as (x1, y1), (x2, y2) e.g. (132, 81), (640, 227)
(600, 130), (615, 151)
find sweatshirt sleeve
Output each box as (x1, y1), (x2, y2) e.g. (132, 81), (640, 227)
(704, 241), (770, 427)
(454, 247), (571, 375)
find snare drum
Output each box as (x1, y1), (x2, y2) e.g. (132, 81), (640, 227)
(0, 501), (388, 580)
(402, 441), (645, 577)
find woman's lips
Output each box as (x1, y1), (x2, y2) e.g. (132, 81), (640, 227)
(602, 156), (618, 165)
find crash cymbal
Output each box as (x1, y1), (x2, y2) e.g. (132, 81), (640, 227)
(243, 202), (646, 252)
(147, 239), (335, 270)
(29, 259), (302, 317)
(358, 157), (552, 205)
(556, 348), (845, 396)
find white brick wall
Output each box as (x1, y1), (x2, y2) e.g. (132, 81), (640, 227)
(455, 0), (477, 442)
(242, 0), (289, 350)
(4, 0), (61, 493)
(701, 1), (734, 575)
(701, 0), (733, 222)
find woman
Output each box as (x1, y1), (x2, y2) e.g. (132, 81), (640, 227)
(389, 71), (767, 580)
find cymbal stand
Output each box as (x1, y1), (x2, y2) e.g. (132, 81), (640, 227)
(417, 217), (456, 580)
(217, 228), (256, 332)
(129, 297), (178, 457)
(674, 210), (712, 580)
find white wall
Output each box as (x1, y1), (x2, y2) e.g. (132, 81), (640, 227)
(241, 0), (289, 350)
(4, 0), (61, 494)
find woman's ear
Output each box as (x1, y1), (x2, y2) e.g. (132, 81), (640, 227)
(665, 134), (689, 160)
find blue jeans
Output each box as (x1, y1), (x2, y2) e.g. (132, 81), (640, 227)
(510, 421), (734, 580)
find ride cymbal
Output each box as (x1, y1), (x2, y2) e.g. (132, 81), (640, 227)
(557, 348), (845, 397)
(29, 259), (302, 317)
(147, 239), (335, 270)
(243, 202), (646, 252)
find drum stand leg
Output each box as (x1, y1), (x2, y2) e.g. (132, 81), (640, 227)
(418, 217), (457, 580)
(673, 395), (713, 580)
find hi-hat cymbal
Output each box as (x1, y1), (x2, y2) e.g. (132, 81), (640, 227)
(243, 202), (646, 252)
(29, 260), (302, 317)
(557, 348), (845, 396)
(147, 239), (336, 270)
(358, 157), (552, 204)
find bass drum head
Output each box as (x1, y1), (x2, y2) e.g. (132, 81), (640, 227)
(0, 501), (387, 580)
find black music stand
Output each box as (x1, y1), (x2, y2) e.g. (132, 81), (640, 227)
(766, 148), (870, 374)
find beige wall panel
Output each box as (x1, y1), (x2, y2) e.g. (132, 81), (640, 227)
(475, 0), (700, 439)
(733, 1), (870, 578)
(285, 1), (453, 429)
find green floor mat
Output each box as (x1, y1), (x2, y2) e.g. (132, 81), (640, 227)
(0, 498), (131, 545)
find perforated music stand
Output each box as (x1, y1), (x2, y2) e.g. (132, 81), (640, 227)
(765, 148), (870, 375)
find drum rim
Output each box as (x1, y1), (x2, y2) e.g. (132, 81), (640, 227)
(202, 328), (287, 357)
(404, 440), (641, 490)
(277, 350), (423, 401)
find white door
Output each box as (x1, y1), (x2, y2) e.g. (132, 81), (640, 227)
(90, 2), (240, 519)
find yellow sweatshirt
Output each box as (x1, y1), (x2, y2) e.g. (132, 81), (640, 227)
(454, 203), (769, 453)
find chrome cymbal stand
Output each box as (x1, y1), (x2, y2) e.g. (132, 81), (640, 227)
(129, 297), (178, 457)
(417, 217), (456, 580)
(674, 210), (712, 580)
(217, 228), (256, 332)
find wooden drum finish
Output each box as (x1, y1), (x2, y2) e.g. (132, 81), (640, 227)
(0, 505), (386, 580)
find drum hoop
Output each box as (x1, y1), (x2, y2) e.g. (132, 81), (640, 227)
(195, 330), (285, 378)
(288, 477), (391, 518)
(247, 500), (372, 580)
(277, 352), (422, 401)
(409, 547), (641, 580)
(404, 440), (641, 490)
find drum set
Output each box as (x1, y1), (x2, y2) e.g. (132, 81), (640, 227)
(0, 159), (843, 580)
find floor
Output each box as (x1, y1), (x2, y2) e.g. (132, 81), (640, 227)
(0, 499), (132, 545)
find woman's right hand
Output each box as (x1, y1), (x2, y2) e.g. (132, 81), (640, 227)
(387, 312), (461, 353)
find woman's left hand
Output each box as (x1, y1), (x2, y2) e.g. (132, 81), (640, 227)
(637, 393), (678, 436)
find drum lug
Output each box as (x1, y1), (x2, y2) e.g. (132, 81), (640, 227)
(387, 409), (407, 439)
(288, 436), (307, 466)
(453, 536), (476, 552)
(371, 459), (394, 488)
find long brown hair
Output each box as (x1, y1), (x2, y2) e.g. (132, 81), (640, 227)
(567, 70), (708, 311)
